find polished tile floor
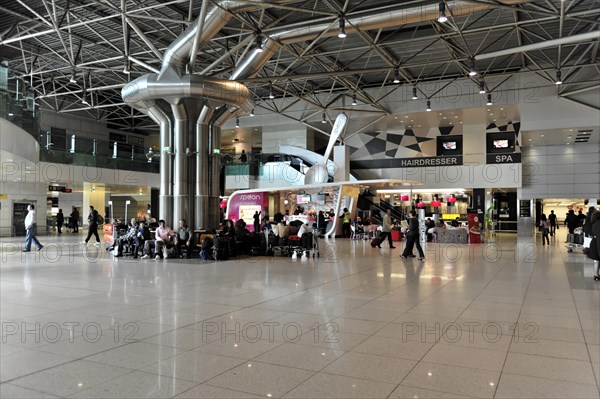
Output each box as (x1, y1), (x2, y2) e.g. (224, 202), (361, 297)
(0, 230), (598, 398)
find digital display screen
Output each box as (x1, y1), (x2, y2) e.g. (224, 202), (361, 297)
(493, 139), (509, 149)
(442, 141), (457, 150)
(313, 194), (325, 205)
(296, 194), (311, 204)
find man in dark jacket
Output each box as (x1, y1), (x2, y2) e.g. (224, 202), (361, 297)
(56, 209), (64, 235)
(565, 210), (578, 234)
(133, 221), (150, 258)
(548, 210), (557, 235)
(83, 206), (101, 246)
(70, 207), (80, 233)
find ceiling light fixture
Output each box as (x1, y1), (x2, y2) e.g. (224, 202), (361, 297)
(269, 82), (275, 99)
(337, 16), (346, 39)
(393, 68), (400, 84)
(426, 100), (432, 112)
(479, 81), (486, 94)
(253, 34), (263, 53)
(250, 108), (255, 116)
(555, 69), (562, 85)
(351, 94), (357, 106)
(235, 118), (240, 128)
(468, 58), (478, 76)
(438, 2), (448, 23)
(321, 112), (327, 123)
(412, 87), (418, 100)
(81, 91), (89, 105)
(70, 69), (77, 83)
(486, 94), (493, 106)
(123, 56), (130, 74)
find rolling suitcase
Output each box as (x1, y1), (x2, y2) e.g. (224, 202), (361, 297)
(371, 236), (383, 248)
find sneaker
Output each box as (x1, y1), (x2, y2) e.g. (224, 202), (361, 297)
(141, 254), (150, 259)
(155, 255), (160, 260)
(37, 246), (43, 251)
(94, 242), (100, 247)
(80, 241), (87, 245)
(22, 250), (31, 253)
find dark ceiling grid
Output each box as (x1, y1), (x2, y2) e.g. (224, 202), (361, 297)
(0, 0), (598, 134)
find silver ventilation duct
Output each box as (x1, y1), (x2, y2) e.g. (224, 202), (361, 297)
(146, 103), (173, 224)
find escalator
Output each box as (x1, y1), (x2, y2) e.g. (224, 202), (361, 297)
(357, 193), (405, 223)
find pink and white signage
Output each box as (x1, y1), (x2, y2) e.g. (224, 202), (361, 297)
(226, 192), (268, 232)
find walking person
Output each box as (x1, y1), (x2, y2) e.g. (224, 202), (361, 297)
(376, 209), (396, 249)
(540, 214), (550, 245)
(548, 210), (557, 236)
(23, 204), (43, 252)
(239, 149), (247, 164)
(83, 206), (101, 246)
(401, 210), (425, 260)
(70, 207), (80, 233)
(56, 208), (64, 235)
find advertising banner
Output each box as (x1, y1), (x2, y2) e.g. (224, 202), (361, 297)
(227, 192), (268, 232)
(467, 212), (483, 244)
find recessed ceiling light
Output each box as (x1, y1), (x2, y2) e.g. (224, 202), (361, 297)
(541, 134), (544, 137)
(460, 121), (463, 124)
(568, 135), (571, 138)
(394, 116), (398, 119)
(489, 113), (493, 116)
(528, 139), (532, 141)
(438, 113), (442, 116)
(487, 108), (491, 111)
(443, 116), (446, 119)
(405, 115), (409, 118)
(500, 108), (504, 110)
(449, 122), (453, 125)
(566, 142), (570, 145)
(569, 129), (573, 132)
(454, 116), (458, 119)
(418, 125), (422, 127)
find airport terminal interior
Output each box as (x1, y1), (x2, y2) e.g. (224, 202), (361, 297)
(1, 0), (599, 398)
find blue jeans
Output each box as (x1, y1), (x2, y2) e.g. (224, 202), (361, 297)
(25, 224), (42, 251)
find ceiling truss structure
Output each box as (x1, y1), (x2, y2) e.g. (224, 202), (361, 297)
(0, 0), (598, 135)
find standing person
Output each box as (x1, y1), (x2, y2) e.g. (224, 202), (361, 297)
(587, 210), (600, 280)
(376, 209), (395, 249)
(70, 207), (80, 233)
(23, 204), (43, 252)
(548, 210), (557, 236)
(239, 149), (247, 164)
(83, 206), (101, 246)
(401, 210), (425, 260)
(539, 214), (550, 245)
(565, 209), (578, 234)
(56, 209), (64, 235)
(340, 208), (352, 238)
(253, 211), (261, 232)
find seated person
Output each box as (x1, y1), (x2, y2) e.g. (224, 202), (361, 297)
(175, 219), (193, 258)
(355, 217), (365, 235)
(425, 218), (435, 242)
(142, 219), (176, 259)
(451, 217), (460, 227)
(133, 221), (150, 258)
(114, 218), (138, 257)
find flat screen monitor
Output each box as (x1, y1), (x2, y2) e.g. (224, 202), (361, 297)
(442, 141), (457, 150)
(313, 194), (326, 205)
(493, 139), (509, 149)
(296, 194), (311, 204)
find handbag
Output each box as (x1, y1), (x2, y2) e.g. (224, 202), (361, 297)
(583, 236), (592, 249)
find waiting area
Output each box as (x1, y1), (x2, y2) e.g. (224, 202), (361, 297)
(1, 228), (598, 398)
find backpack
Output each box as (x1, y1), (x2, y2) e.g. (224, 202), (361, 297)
(97, 214), (104, 224)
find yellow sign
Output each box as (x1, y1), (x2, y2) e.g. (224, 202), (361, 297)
(441, 213), (460, 220)
(0, 194), (8, 200)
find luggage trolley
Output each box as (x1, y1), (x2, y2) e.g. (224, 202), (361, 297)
(566, 230), (584, 253)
